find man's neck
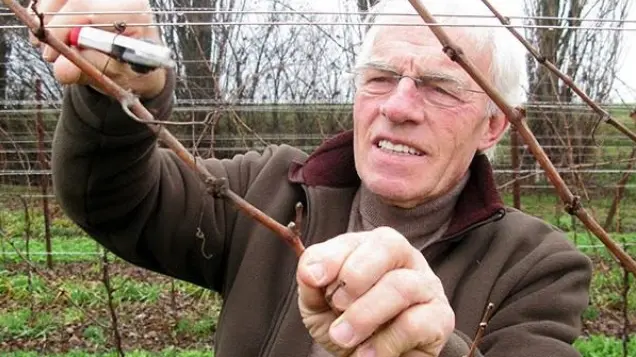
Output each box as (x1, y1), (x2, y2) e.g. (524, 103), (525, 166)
(347, 171), (470, 250)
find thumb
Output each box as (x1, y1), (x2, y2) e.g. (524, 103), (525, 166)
(298, 284), (351, 356)
(53, 49), (123, 86)
(297, 269), (354, 356)
(52, 49), (132, 94)
(53, 54), (110, 95)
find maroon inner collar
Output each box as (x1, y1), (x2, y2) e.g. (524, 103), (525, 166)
(288, 130), (505, 236)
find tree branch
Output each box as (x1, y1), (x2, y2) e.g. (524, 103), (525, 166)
(101, 250), (125, 357)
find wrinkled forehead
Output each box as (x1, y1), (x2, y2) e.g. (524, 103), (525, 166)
(367, 16), (492, 77)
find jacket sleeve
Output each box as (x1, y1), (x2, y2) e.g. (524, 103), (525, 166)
(51, 69), (285, 292)
(457, 227), (592, 357)
(480, 234), (592, 357)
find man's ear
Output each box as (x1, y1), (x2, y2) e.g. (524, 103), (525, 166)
(478, 110), (509, 152)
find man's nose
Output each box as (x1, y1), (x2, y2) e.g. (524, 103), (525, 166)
(379, 77), (423, 123)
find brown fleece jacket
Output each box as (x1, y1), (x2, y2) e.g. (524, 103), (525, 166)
(51, 69), (592, 357)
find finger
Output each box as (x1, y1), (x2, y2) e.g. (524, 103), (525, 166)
(297, 284), (341, 349)
(297, 268), (334, 314)
(327, 269), (437, 349)
(297, 257), (352, 356)
(329, 226), (430, 311)
(296, 231), (371, 333)
(53, 48), (131, 86)
(353, 302), (455, 357)
(297, 231), (368, 290)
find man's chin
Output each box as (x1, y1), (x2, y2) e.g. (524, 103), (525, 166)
(364, 180), (427, 209)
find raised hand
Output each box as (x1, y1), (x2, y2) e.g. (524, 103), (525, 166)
(297, 226), (455, 357)
(28, 0), (166, 98)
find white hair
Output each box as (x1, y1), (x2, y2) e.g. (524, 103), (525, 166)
(354, 0), (527, 161)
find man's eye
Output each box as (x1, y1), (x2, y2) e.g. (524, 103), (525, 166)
(432, 85), (450, 94)
(431, 83), (458, 97)
(367, 76), (392, 83)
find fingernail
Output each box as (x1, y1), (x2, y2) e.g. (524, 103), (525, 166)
(358, 343), (376, 357)
(330, 318), (355, 346)
(306, 262), (325, 284)
(42, 46), (51, 61)
(331, 288), (353, 310)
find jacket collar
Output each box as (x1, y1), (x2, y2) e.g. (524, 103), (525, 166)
(289, 130), (505, 237)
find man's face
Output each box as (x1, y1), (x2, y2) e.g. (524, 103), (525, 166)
(353, 22), (507, 208)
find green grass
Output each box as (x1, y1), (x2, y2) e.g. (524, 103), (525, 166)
(175, 315), (218, 339)
(0, 238), (99, 263)
(0, 271), (172, 306)
(0, 308), (58, 340)
(0, 266), (221, 344)
(83, 325), (107, 345)
(0, 208), (95, 263)
(112, 277), (162, 304)
(501, 191), (636, 233)
(588, 261), (636, 312)
(575, 335), (636, 357)
(0, 208), (88, 240)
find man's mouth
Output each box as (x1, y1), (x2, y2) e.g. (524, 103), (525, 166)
(376, 139), (423, 156)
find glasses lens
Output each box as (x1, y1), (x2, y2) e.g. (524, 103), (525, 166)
(351, 67), (478, 108)
(419, 82), (465, 107)
(356, 70), (397, 95)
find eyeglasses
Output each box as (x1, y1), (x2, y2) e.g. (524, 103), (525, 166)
(349, 66), (485, 108)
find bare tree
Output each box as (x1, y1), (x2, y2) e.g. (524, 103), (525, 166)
(356, 0), (380, 12)
(175, 0), (363, 148)
(523, 0), (629, 167)
(0, 20), (11, 106)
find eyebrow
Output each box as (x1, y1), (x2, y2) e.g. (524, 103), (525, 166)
(357, 61), (464, 86)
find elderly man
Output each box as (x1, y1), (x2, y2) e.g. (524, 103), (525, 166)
(38, 0), (592, 356)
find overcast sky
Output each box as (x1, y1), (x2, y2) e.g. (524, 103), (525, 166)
(303, 0), (636, 103)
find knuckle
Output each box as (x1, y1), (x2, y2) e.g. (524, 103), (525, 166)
(387, 269), (432, 305)
(424, 273), (443, 291)
(340, 261), (370, 290)
(301, 244), (322, 262)
(403, 305), (454, 344)
(375, 226), (404, 243)
(340, 245), (382, 284)
(386, 270), (420, 304)
(374, 226), (398, 235)
(440, 305), (456, 333)
(374, 226), (414, 255)
(427, 275), (448, 301)
(402, 309), (427, 337)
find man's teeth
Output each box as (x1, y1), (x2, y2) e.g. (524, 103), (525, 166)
(377, 140), (422, 156)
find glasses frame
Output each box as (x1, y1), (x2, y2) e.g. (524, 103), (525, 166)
(348, 65), (487, 108)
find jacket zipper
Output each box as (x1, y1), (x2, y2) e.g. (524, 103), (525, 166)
(445, 208), (506, 241)
(259, 186), (312, 357)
